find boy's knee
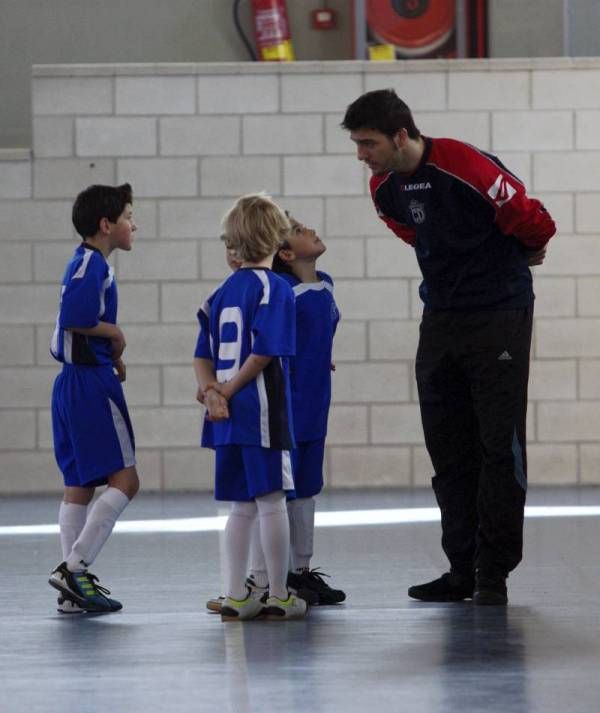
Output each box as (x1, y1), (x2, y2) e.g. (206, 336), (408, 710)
(256, 490), (287, 516)
(64, 486), (95, 506)
(231, 501), (258, 519)
(108, 466), (139, 500)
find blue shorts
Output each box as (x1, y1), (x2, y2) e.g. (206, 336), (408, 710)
(291, 438), (325, 498)
(51, 364), (136, 487)
(215, 445), (295, 501)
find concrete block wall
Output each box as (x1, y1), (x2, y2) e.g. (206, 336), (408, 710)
(1, 58), (599, 494)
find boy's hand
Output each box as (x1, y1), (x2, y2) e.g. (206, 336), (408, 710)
(214, 381), (233, 401)
(196, 381), (219, 405)
(331, 361), (336, 372)
(205, 389), (229, 421)
(110, 326), (127, 360)
(114, 358), (126, 382)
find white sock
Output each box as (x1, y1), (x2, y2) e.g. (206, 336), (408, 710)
(224, 501), (257, 600)
(66, 488), (129, 571)
(248, 519), (268, 588)
(288, 497), (315, 572)
(58, 502), (88, 560)
(256, 491), (290, 600)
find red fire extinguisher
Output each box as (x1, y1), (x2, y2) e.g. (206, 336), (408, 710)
(251, 0), (295, 61)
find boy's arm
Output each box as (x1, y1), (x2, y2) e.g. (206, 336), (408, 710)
(113, 358), (126, 383)
(194, 357), (229, 420)
(216, 354), (272, 401)
(194, 357), (218, 397)
(67, 322), (126, 360)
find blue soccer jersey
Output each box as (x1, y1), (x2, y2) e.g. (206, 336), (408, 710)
(50, 243), (117, 365)
(279, 271), (340, 441)
(195, 268), (296, 449)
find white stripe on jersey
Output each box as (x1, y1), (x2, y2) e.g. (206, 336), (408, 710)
(63, 329), (73, 364)
(254, 270), (270, 305)
(98, 266), (114, 318)
(293, 280), (333, 298)
(256, 370), (270, 448)
(50, 322), (59, 359)
(281, 450), (294, 491)
(50, 288), (64, 359)
(109, 398), (135, 467)
(201, 283), (220, 319)
(73, 249), (94, 279)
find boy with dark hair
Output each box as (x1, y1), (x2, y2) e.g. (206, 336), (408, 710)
(343, 89), (557, 605)
(48, 183), (140, 614)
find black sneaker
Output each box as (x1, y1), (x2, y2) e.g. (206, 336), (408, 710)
(408, 571), (474, 602)
(287, 568), (345, 605)
(49, 562), (120, 613)
(473, 570), (508, 606)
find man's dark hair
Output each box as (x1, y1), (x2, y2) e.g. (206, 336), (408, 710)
(72, 183), (133, 238)
(341, 89), (420, 139)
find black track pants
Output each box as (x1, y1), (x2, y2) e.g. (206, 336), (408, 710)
(415, 307), (533, 575)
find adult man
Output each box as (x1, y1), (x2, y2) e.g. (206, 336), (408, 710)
(342, 89), (556, 605)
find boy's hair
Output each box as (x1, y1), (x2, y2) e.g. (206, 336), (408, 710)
(272, 211), (295, 276)
(220, 232), (236, 251)
(341, 89), (420, 139)
(222, 193), (290, 264)
(72, 183), (133, 239)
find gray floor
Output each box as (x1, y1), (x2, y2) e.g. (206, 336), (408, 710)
(2, 487), (600, 713)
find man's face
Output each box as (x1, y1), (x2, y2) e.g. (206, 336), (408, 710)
(349, 128), (401, 175)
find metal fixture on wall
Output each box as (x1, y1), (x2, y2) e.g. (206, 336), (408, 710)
(353, 0), (487, 60)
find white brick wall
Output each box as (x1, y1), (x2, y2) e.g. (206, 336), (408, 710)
(0, 327), (35, 365)
(76, 118), (158, 157)
(365, 72), (446, 111)
(33, 118), (74, 158)
(1, 59), (599, 494)
(283, 156), (363, 196)
(449, 71), (530, 110)
(492, 111), (573, 151)
(34, 159), (114, 199)
(32, 77), (113, 115)
(201, 157), (280, 197)
(281, 74), (363, 113)
(161, 117), (241, 156)
(115, 77), (196, 115)
(197, 75), (278, 114)
(243, 115), (322, 155)
(0, 160), (31, 199)
(117, 158), (197, 198)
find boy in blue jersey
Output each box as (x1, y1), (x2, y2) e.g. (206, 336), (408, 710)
(268, 215), (346, 605)
(47, 183), (140, 614)
(194, 193), (307, 621)
(205, 217), (345, 612)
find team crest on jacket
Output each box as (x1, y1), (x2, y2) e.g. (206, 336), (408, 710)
(409, 199), (426, 224)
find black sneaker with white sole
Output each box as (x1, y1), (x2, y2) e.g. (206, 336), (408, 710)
(287, 568), (345, 605)
(49, 562), (122, 613)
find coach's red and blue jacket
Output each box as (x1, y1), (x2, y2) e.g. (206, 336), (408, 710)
(370, 137), (557, 311)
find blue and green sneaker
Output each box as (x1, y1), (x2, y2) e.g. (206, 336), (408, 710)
(49, 562), (120, 613)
